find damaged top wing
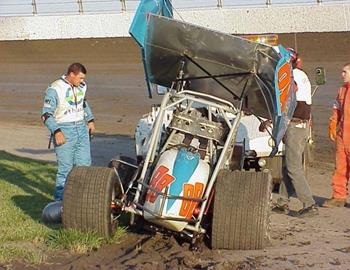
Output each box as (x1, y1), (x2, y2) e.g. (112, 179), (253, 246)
(143, 15), (296, 155)
(129, 0), (173, 98)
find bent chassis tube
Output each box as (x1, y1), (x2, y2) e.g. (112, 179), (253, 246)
(130, 90), (244, 234)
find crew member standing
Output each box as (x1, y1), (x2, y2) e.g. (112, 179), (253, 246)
(323, 63), (350, 208)
(41, 63), (95, 201)
(273, 48), (318, 217)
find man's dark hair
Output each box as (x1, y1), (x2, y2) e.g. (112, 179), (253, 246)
(67, 63), (87, 75)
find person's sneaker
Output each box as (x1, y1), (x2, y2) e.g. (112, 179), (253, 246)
(271, 203), (289, 214)
(297, 204), (319, 218)
(322, 198), (346, 208)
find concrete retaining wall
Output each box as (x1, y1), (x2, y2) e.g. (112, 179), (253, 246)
(0, 3), (349, 40)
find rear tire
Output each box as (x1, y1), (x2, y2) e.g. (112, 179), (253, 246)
(211, 170), (272, 250)
(62, 166), (120, 238)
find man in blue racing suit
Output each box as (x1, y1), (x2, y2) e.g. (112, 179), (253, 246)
(41, 63), (95, 201)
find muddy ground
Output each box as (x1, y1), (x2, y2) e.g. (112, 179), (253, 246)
(1, 33), (350, 269)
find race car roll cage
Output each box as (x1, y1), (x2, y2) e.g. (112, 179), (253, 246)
(118, 60), (256, 238)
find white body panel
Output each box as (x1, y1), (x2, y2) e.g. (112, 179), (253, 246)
(236, 115), (284, 156)
(143, 149), (210, 232)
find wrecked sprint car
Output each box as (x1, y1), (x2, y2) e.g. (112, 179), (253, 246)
(61, 2), (299, 250)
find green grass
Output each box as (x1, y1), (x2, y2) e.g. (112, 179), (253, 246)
(46, 229), (104, 253)
(46, 227), (126, 254)
(0, 151), (125, 264)
(0, 246), (46, 265)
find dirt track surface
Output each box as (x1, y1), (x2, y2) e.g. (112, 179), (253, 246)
(1, 33), (350, 269)
(3, 164), (349, 270)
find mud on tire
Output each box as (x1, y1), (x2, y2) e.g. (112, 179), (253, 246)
(211, 170), (272, 250)
(62, 166), (120, 238)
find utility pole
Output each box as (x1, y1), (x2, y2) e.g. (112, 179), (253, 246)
(217, 0), (223, 8)
(77, 0), (84, 14)
(32, 0), (37, 15)
(121, 0), (126, 11)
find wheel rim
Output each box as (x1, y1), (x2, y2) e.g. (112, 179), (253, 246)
(110, 185), (121, 230)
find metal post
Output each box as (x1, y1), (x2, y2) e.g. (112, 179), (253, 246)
(120, 0), (126, 11)
(32, 0), (37, 15)
(294, 33), (298, 52)
(77, 0), (84, 14)
(217, 0), (223, 8)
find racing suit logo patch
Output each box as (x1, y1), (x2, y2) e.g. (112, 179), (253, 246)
(65, 88), (84, 106)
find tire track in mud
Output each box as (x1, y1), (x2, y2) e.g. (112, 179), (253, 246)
(31, 231), (254, 270)
(104, 232), (255, 270)
(105, 233), (220, 270)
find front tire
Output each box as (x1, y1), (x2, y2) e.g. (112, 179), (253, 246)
(211, 170), (272, 250)
(62, 166), (121, 238)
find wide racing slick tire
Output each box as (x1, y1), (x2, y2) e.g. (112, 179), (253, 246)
(211, 170), (272, 250)
(62, 166), (121, 238)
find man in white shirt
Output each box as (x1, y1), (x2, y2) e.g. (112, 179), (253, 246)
(273, 48), (318, 217)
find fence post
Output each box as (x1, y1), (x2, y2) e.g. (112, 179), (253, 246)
(32, 0), (37, 15)
(121, 0), (126, 11)
(217, 0), (223, 8)
(78, 0), (84, 14)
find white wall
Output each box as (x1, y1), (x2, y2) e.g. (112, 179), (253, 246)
(0, 3), (349, 41)
(183, 3), (350, 34)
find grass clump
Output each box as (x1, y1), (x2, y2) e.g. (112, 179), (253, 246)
(46, 229), (104, 253)
(46, 226), (126, 253)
